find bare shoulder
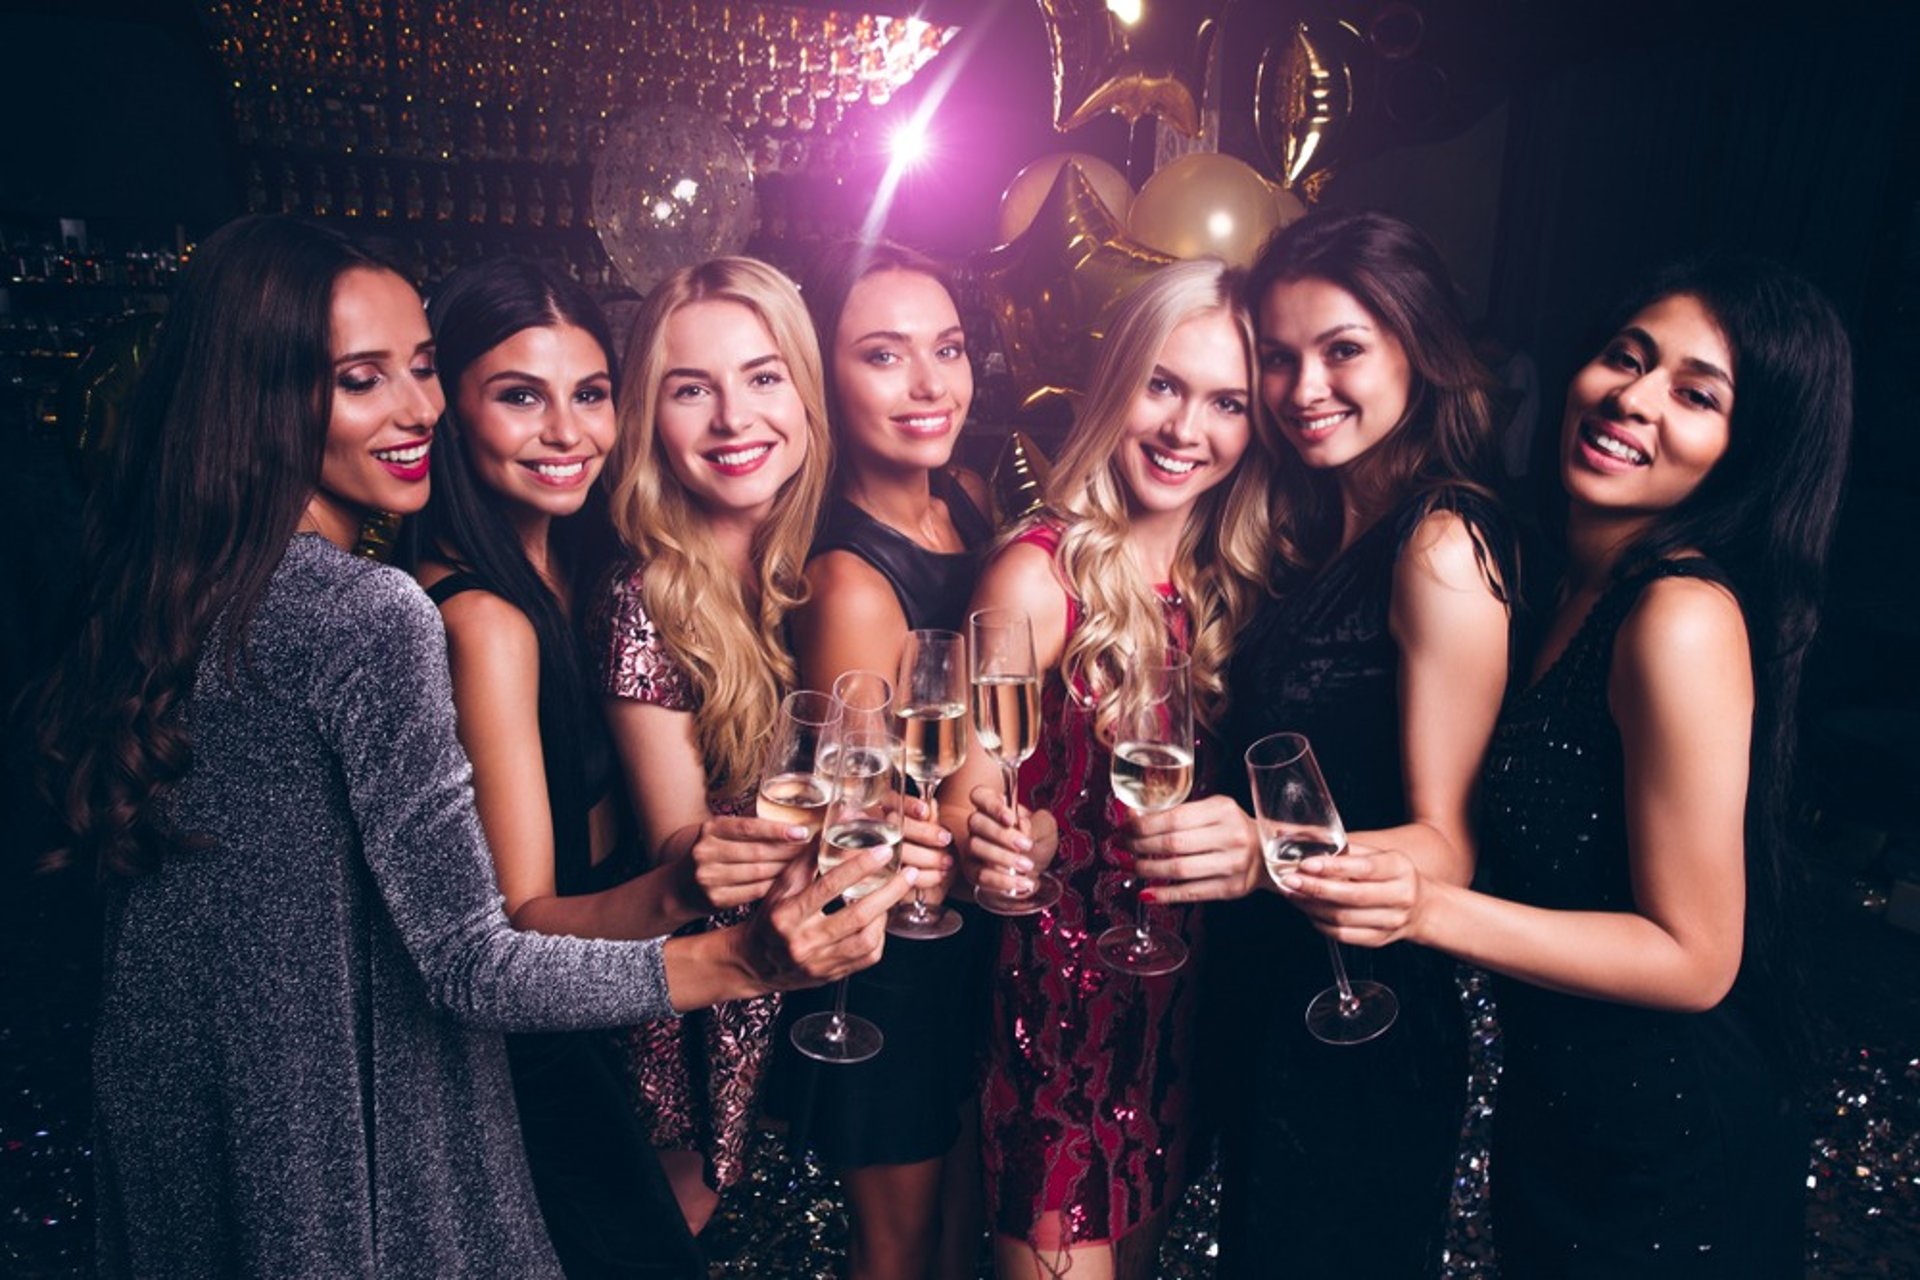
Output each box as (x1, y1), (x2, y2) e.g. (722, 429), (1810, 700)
(800, 550), (905, 630)
(975, 535), (1069, 659)
(1617, 572), (1749, 673)
(1395, 507), (1503, 598)
(437, 588), (539, 669)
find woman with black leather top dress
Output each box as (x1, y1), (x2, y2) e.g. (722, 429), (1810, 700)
(1126, 211), (1516, 1278)
(1293, 256), (1851, 1276)
(772, 239), (994, 1280)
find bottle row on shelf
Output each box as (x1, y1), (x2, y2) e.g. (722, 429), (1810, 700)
(241, 158), (589, 232)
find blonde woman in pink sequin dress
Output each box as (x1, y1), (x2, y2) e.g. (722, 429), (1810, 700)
(592, 257), (834, 1237)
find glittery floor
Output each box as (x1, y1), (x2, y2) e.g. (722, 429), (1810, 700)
(4, 851), (1916, 1277)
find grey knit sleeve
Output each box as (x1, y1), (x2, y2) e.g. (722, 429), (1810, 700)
(309, 563), (679, 1031)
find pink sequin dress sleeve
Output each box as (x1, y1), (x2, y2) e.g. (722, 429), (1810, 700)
(589, 561), (781, 1194)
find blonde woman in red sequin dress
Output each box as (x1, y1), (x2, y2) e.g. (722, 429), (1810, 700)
(946, 260), (1277, 1280)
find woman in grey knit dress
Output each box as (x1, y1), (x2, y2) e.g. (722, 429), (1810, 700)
(34, 215), (911, 1278)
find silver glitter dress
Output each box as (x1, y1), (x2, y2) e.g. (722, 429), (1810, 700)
(92, 534), (678, 1278)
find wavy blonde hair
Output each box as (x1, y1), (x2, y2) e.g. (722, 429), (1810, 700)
(1038, 258), (1275, 742)
(607, 257), (832, 802)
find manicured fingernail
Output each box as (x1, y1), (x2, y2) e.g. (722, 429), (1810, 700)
(903, 867), (921, 886)
(1138, 889), (1157, 905)
(865, 847), (890, 865)
(1015, 856), (1035, 873)
(787, 825), (811, 841)
(1279, 874), (1302, 893)
(942, 856), (955, 872)
(937, 828), (952, 846)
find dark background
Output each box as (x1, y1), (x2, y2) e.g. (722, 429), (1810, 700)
(4, 1), (1917, 1274)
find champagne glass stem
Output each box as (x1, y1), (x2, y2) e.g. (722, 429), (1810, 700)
(1132, 878), (1154, 950)
(827, 977), (852, 1040)
(1323, 937), (1362, 1018)
(904, 776), (930, 918)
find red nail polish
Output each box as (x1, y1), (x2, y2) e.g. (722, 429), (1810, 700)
(1138, 889), (1156, 904)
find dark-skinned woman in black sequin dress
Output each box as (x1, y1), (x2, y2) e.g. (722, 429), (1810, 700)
(1125, 211), (1517, 1279)
(1294, 257), (1852, 1275)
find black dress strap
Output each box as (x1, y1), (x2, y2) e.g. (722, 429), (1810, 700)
(424, 570), (489, 606)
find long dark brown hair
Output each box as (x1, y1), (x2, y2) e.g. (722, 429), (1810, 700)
(1248, 210), (1501, 574)
(36, 215), (389, 877)
(1590, 256), (1853, 1070)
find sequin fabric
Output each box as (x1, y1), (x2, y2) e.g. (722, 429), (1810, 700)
(1480, 558), (1806, 1274)
(591, 560), (780, 1192)
(979, 524), (1203, 1247)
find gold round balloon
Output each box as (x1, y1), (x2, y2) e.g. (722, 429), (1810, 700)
(976, 162), (1174, 408)
(998, 152), (1132, 243)
(1128, 152), (1298, 269)
(1038, 0), (1231, 137)
(1256, 21), (1361, 193)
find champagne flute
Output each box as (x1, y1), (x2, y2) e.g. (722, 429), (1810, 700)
(756, 690), (841, 844)
(789, 728), (904, 1064)
(968, 607), (1061, 915)
(889, 629), (968, 940)
(1245, 732), (1399, 1045)
(831, 669), (895, 738)
(1096, 652), (1193, 976)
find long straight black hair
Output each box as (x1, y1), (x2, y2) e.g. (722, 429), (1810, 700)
(1593, 254), (1853, 1066)
(37, 215), (392, 877)
(409, 256), (620, 742)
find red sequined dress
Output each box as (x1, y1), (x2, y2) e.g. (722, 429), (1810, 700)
(979, 524), (1205, 1246)
(591, 561), (780, 1193)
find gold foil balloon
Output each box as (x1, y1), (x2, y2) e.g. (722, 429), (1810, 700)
(592, 103), (756, 294)
(988, 431), (1055, 528)
(998, 152), (1132, 243)
(1038, 0), (1230, 137)
(1256, 21), (1361, 193)
(976, 162), (1175, 409)
(1128, 152), (1299, 268)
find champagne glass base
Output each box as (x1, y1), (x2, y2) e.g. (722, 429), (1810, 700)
(790, 1011), (883, 1064)
(973, 872), (1063, 917)
(1305, 981), (1398, 1045)
(886, 902), (964, 940)
(1094, 925), (1187, 977)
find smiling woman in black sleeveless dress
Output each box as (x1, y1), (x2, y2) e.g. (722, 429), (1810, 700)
(772, 239), (994, 1280)
(1125, 211), (1516, 1279)
(1292, 256), (1852, 1275)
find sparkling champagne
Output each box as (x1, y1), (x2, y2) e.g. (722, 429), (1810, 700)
(1109, 741), (1194, 813)
(971, 675), (1039, 764)
(818, 818), (902, 901)
(897, 701), (966, 784)
(756, 772), (832, 838)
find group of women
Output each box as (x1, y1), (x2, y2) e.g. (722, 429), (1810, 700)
(35, 199), (1852, 1280)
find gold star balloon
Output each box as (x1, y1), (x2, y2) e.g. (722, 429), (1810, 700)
(1039, 0), (1231, 137)
(976, 161), (1175, 408)
(988, 431), (1055, 529)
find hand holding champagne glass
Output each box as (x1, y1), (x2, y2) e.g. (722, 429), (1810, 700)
(1245, 732), (1398, 1044)
(790, 727), (905, 1064)
(1097, 652), (1193, 976)
(889, 629), (968, 940)
(968, 607), (1061, 915)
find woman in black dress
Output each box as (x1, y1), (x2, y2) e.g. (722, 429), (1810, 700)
(1292, 256), (1851, 1275)
(413, 257), (803, 1276)
(775, 239), (992, 1280)
(1127, 211), (1516, 1277)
